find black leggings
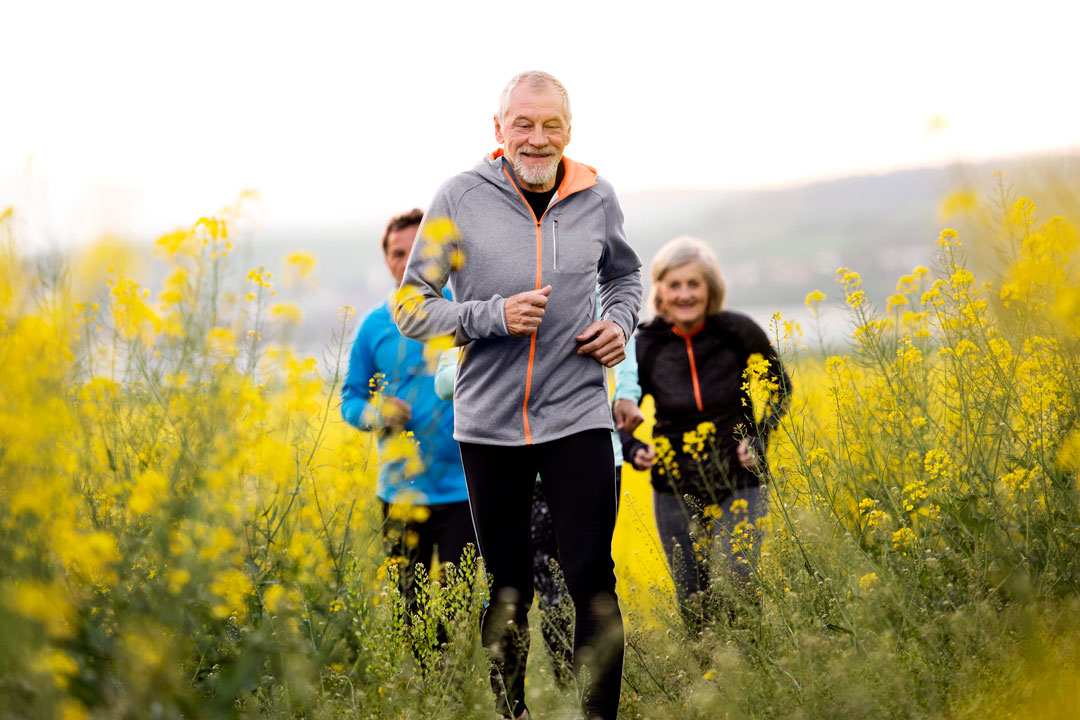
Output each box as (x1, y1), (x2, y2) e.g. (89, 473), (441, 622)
(531, 467), (623, 689)
(380, 499), (475, 608)
(460, 429), (624, 720)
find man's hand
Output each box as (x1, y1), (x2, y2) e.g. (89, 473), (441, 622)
(632, 445), (657, 471)
(575, 320), (625, 367)
(737, 438), (760, 470)
(380, 397), (412, 428)
(614, 398), (644, 432)
(504, 285), (552, 337)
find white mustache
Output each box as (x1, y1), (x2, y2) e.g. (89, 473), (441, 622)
(519, 145), (557, 156)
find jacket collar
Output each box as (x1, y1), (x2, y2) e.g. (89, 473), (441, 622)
(671, 319), (707, 339)
(487, 149), (598, 199)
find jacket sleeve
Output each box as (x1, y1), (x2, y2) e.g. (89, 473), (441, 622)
(433, 347), (459, 401)
(618, 331), (649, 463)
(596, 187), (642, 342)
(613, 335), (642, 403)
(340, 317), (380, 430)
(394, 184), (510, 345)
(619, 429), (648, 464)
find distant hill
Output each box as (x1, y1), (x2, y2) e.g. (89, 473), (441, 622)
(188, 151), (1080, 356)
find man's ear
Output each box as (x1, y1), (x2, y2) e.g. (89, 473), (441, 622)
(494, 114), (504, 144)
(565, 124), (571, 146)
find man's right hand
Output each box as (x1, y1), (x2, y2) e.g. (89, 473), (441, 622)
(380, 397), (412, 428)
(504, 285), (552, 337)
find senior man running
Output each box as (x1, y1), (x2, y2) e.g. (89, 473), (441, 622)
(395, 70), (642, 720)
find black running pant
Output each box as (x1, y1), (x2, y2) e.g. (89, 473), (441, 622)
(459, 429), (624, 720)
(380, 499), (475, 609)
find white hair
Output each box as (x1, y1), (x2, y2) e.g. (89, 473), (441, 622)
(497, 71), (572, 123)
(648, 236), (727, 318)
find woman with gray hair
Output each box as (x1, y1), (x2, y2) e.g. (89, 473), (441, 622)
(623, 236), (791, 631)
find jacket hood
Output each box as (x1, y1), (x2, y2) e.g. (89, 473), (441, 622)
(477, 150), (599, 201)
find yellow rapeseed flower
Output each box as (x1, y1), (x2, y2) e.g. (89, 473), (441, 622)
(805, 289), (826, 308)
(155, 228), (195, 257)
(891, 527), (917, 554)
(264, 584), (288, 614)
(270, 302), (303, 324)
(129, 468), (169, 515)
(58, 699), (89, 720)
(246, 266), (274, 289)
(284, 251), (317, 283)
(421, 216), (461, 244)
(12, 581), (76, 638)
(209, 568), (254, 619)
(31, 648), (79, 689)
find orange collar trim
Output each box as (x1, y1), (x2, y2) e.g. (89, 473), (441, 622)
(489, 150), (598, 198)
(671, 320), (706, 339)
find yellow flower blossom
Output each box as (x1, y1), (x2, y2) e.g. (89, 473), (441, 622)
(891, 527), (917, 554)
(283, 251), (317, 285)
(420, 216), (461, 244)
(246, 266), (274, 289)
(209, 568), (254, 619)
(270, 302), (303, 324)
(31, 648), (80, 689)
(939, 188), (979, 218)
(58, 699), (90, 720)
(805, 289), (826, 308)
(12, 581), (76, 638)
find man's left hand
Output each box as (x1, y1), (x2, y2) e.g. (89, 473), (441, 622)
(575, 320), (625, 367)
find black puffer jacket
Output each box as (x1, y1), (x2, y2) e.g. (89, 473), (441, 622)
(624, 312), (792, 501)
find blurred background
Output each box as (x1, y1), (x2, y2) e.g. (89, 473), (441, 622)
(4, 0), (1078, 354)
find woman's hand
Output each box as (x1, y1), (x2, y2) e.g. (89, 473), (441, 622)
(737, 438), (760, 469)
(613, 398), (644, 432)
(633, 445), (656, 470)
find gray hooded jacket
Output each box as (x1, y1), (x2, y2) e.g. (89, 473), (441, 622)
(395, 151), (642, 446)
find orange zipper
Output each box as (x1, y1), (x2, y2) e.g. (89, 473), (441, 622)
(501, 165), (554, 445)
(672, 322), (705, 412)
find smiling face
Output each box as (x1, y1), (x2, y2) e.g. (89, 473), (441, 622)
(384, 223), (418, 287)
(656, 261), (710, 332)
(494, 82), (571, 192)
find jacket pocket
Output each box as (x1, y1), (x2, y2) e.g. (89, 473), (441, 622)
(552, 215), (603, 274)
(552, 219), (559, 271)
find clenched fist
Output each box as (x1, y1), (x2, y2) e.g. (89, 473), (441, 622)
(613, 398), (644, 432)
(632, 445), (657, 470)
(504, 285), (552, 337)
(379, 397), (412, 428)
(576, 320), (626, 367)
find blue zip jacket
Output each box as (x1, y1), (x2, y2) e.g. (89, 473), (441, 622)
(341, 297), (468, 505)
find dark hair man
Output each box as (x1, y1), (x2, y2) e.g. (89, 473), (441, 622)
(395, 71), (642, 720)
(341, 208), (474, 610)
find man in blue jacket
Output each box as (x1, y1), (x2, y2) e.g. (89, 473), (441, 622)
(341, 208), (474, 608)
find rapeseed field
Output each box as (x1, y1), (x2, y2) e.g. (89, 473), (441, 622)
(1, 179), (1078, 719)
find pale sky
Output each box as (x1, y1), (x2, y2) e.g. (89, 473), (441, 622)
(3, 0), (1078, 247)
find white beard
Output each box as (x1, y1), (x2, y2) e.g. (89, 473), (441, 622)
(513, 151), (560, 187)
